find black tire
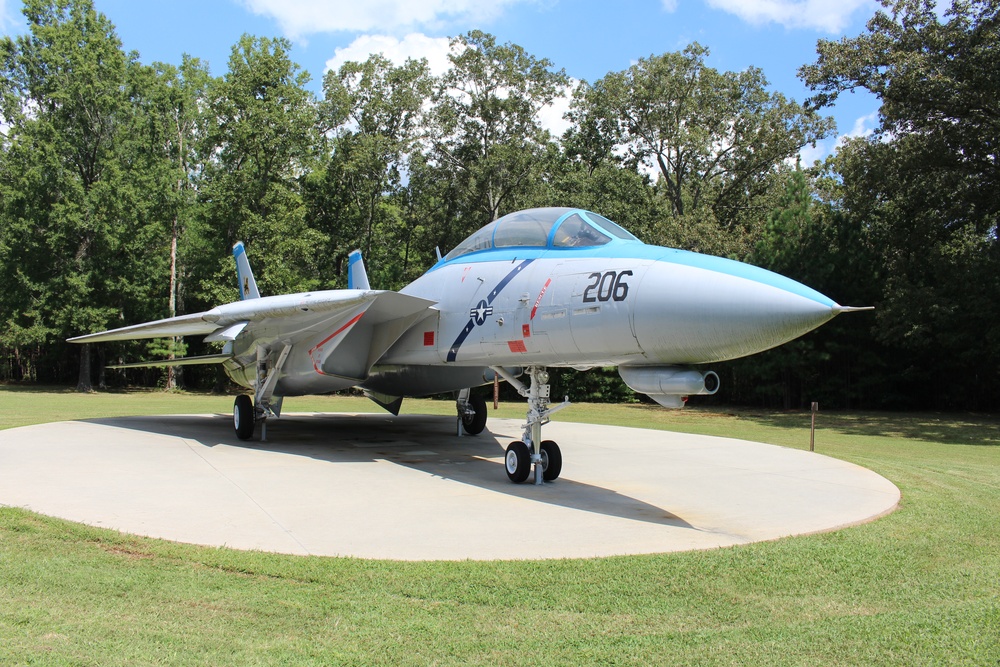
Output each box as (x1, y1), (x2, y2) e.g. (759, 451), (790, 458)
(504, 441), (531, 484)
(540, 440), (562, 481)
(461, 393), (488, 435)
(234, 394), (255, 440)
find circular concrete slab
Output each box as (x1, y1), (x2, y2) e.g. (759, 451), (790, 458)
(0, 413), (899, 560)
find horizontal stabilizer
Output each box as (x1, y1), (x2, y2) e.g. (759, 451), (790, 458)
(107, 354), (232, 369)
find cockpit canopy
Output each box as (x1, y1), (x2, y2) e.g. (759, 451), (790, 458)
(443, 207), (639, 261)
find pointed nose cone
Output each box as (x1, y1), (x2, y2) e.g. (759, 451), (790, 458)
(634, 251), (842, 364)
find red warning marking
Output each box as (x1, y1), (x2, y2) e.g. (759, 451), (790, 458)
(423, 331), (435, 346)
(309, 312), (365, 373)
(522, 324), (531, 338)
(507, 340), (527, 353)
(530, 278), (552, 320)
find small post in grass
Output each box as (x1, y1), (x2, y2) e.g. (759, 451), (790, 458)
(810, 402), (818, 452)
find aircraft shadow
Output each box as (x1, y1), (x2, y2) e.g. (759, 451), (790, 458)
(84, 413), (694, 530)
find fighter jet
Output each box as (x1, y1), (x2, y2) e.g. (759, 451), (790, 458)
(70, 207), (870, 484)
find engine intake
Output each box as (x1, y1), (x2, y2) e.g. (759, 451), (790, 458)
(618, 366), (720, 408)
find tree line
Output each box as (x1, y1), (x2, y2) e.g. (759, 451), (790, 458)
(1, 0), (996, 411)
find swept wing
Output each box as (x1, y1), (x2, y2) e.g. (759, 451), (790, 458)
(69, 289), (436, 370)
(68, 290), (408, 344)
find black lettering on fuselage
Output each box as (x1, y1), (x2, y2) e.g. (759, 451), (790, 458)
(582, 270), (632, 303)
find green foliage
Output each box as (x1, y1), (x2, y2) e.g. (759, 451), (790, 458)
(801, 0), (1000, 409)
(575, 44), (835, 237)
(1, 390), (999, 664)
(0, 0), (169, 389)
(427, 30), (570, 225)
(198, 34), (323, 299)
(0, 1), (996, 412)
(309, 54), (432, 290)
(717, 166), (888, 409)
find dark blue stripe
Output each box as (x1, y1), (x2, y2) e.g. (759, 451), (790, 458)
(446, 259), (534, 362)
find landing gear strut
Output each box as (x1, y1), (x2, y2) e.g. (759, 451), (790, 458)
(233, 343), (289, 441)
(492, 365), (570, 484)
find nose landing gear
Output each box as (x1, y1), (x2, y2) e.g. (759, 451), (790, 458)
(493, 365), (570, 484)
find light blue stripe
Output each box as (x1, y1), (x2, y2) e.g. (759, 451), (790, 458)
(431, 242), (835, 307)
(544, 210), (584, 246)
(347, 251), (362, 290)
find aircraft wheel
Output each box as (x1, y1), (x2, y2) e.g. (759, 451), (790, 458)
(461, 393), (488, 435)
(505, 441), (531, 484)
(540, 440), (562, 481)
(234, 394), (255, 440)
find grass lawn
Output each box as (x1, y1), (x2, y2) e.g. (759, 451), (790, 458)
(1, 385), (998, 665)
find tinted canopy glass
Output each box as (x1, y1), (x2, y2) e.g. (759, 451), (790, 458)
(443, 208), (638, 260)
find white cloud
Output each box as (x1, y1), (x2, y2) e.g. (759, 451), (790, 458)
(661, 0), (679, 11)
(796, 141), (828, 167)
(837, 110), (877, 145)
(240, 0), (526, 39)
(797, 110), (878, 164)
(325, 33), (574, 139)
(538, 82), (575, 139)
(705, 0), (875, 33)
(324, 34), (453, 76)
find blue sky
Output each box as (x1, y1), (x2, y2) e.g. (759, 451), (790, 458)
(1, 0), (882, 161)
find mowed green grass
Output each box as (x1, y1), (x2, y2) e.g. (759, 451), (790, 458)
(1, 386), (998, 665)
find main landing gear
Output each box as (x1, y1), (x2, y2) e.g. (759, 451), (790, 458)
(233, 394), (256, 439)
(234, 343), (289, 441)
(456, 388), (488, 435)
(492, 365), (570, 485)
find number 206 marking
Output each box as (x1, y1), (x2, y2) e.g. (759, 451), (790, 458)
(583, 270), (633, 303)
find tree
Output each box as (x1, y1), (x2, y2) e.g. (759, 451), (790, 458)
(425, 30), (569, 244)
(310, 54), (432, 288)
(0, 0), (161, 391)
(130, 56), (213, 388)
(198, 35), (324, 300)
(575, 44), (835, 252)
(801, 0), (1000, 409)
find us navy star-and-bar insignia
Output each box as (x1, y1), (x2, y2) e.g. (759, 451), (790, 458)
(447, 258), (535, 362)
(470, 300), (494, 326)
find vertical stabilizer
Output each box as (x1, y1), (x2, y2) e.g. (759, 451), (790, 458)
(233, 242), (261, 300)
(348, 249), (371, 290)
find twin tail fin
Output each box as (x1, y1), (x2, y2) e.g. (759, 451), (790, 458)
(233, 242), (261, 300)
(347, 249), (370, 290)
(235, 243), (371, 295)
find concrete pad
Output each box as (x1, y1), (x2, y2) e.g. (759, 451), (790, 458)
(0, 413), (899, 560)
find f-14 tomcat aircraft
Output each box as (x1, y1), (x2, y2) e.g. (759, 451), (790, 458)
(70, 207), (870, 484)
